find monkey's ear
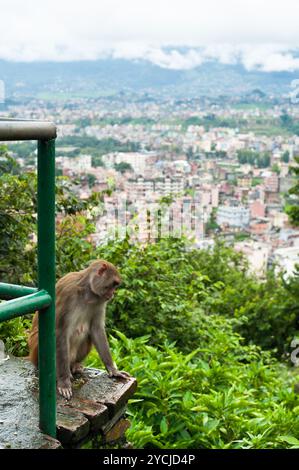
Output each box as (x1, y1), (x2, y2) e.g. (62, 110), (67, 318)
(97, 262), (108, 275)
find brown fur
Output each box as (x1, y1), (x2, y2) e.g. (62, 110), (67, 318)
(28, 313), (38, 366)
(28, 259), (129, 399)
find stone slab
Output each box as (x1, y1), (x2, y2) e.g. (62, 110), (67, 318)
(0, 358), (137, 448)
(0, 357), (60, 449)
(61, 398), (109, 432)
(57, 405), (90, 445)
(73, 368), (137, 417)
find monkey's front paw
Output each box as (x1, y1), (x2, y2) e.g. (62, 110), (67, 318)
(107, 368), (131, 380)
(57, 379), (73, 400)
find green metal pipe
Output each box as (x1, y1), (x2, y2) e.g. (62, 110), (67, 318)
(0, 282), (37, 299)
(37, 139), (56, 438)
(0, 290), (51, 322)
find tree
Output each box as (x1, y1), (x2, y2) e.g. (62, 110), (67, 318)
(271, 163), (280, 174)
(0, 146), (21, 174)
(280, 113), (299, 136)
(205, 208), (219, 233)
(280, 112), (293, 128)
(186, 146), (193, 160)
(259, 152), (271, 168)
(237, 149), (258, 165)
(87, 173), (96, 188)
(91, 155), (104, 167)
(282, 150), (290, 163)
(0, 170), (37, 285)
(7, 141), (36, 159)
(114, 162), (133, 174)
(0, 150), (105, 285)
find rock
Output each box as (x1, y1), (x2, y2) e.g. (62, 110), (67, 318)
(0, 359), (137, 448)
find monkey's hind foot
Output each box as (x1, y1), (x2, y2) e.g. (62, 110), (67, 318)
(71, 363), (84, 376)
(57, 378), (73, 400)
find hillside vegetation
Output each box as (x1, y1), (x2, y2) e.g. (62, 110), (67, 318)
(1, 150), (299, 448)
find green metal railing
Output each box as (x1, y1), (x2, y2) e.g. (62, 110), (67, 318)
(0, 119), (57, 438)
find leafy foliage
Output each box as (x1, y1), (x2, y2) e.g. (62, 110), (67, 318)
(96, 237), (218, 350)
(86, 332), (299, 449)
(1, 162), (298, 357)
(1, 154), (299, 449)
(57, 135), (141, 160)
(0, 152), (37, 284)
(114, 162), (133, 174)
(282, 150), (290, 164)
(237, 149), (270, 168)
(280, 113), (299, 136)
(95, 238), (299, 357)
(7, 142), (36, 159)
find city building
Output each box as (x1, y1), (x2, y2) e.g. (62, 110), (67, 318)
(217, 205), (250, 228)
(273, 247), (299, 279)
(235, 241), (269, 277)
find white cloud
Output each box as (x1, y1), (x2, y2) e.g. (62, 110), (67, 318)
(239, 46), (299, 72)
(113, 44), (299, 72)
(112, 46), (205, 70)
(1, 0), (299, 71)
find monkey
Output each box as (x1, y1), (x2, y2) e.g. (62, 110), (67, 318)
(28, 259), (130, 400)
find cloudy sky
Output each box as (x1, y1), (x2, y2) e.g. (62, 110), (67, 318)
(1, 0), (299, 71)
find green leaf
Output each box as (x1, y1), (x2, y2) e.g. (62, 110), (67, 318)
(160, 417), (168, 435)
(279, 436), (299, 447)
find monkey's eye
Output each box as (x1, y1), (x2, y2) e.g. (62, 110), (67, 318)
(112, 280), (120, 288)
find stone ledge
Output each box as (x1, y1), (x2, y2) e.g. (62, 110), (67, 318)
(0, 357), (137, 449)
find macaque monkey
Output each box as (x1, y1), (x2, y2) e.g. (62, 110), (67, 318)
(28, 260), (130, 399)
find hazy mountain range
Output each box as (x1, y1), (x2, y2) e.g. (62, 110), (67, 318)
(0, 58), (298, 100)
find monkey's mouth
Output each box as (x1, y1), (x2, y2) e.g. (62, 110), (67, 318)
(105, 289), (116, 300)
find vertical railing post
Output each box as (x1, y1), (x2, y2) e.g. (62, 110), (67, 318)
(37, 139), (56, 437)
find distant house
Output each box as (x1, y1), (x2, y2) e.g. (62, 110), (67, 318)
(250, 200), (265, 219)
(235, 241), (269, 277)
(273, 247), (299, 279)
(217, 205), (250, 228)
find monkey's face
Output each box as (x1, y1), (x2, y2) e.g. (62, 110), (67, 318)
(103, 279), (121, 301)
(89, 261), (121, 301)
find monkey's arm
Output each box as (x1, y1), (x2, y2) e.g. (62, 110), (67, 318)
(90, 320), (130, 379)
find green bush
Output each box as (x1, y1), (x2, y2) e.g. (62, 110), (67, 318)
(97, 238), (299, 357)
(2, 161), (299, 449)
(86, 330), (299, 449)
(96, 237), (218, 351)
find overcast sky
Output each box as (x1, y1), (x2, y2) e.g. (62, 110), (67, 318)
(1, 0), (299, 71)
